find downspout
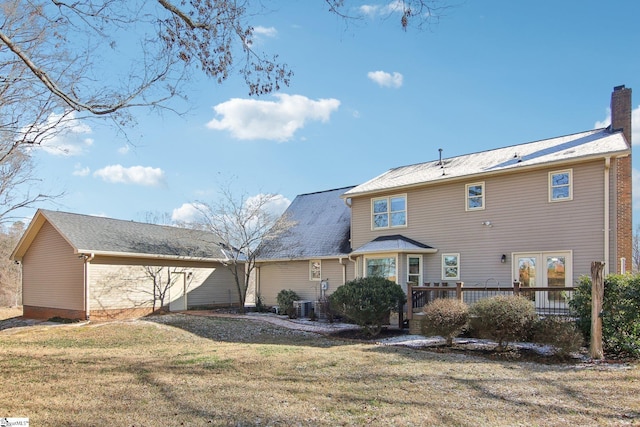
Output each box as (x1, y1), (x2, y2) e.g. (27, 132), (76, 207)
(348, 254), (358, 278)
(83, 253), (95, 320)
(338, 257), (346, 285)
(604, 157), (610, 275)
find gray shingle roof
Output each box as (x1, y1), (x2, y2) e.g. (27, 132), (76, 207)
(351, 235), (436, 255)
(344, 128), (630, 197)
(259, 186), (355, 260)
(39, 210), (228, 260)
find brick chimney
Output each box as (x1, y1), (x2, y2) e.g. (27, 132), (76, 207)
(611, 85), (632, 273)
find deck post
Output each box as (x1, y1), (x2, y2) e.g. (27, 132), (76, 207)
(590, 261), (605, 359)
(513, 280), (520, 296)
(407, 284), (413, 320)
(456, 282), (464, 302)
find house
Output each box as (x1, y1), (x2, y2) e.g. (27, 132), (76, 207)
(258, 86), (632, 310)
(11, 209), (239, 320)
(255, 186), (356, 305)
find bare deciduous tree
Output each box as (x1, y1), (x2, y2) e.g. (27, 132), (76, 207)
(0, 221), (24, 306)
(194, 187), (294, 313)
(0, 0), (446, 222)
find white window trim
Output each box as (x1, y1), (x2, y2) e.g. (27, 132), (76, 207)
(465, 181), (485, 211)
(363, 254), (399, 283)
(407, 254), (423, 286)
(549, 169), (573, 202)
(309, 260), (321, 281)
(371, 194), (408, 230)
(441, 253), (460, 281)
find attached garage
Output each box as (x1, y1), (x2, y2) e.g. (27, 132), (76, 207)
(11, 209), (239, 321)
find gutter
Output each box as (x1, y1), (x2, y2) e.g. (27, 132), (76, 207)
(81, 253), (95, 320)
(74, 249), (228, 263)
(604, 157), (610, 275)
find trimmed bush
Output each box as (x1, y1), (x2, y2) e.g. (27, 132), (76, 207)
(532, 316), (583, 357)
(469, 295), (537, 351)
(276, 289), (300, 319)
(569, 274), (640, 358)
(422, 298), (469, 346)
(329, 276), (406, 337)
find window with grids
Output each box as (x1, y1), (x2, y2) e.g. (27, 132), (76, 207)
(465, 182), (485, 211)
(442, 253), (460, 280)
(549, 170), (572, 202)
(372, 195), (406, 229)
(309, 260), (321, 281)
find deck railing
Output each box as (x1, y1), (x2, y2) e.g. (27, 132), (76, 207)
(407, 281), (576, 320)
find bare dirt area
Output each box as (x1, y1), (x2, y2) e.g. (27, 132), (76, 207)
(1, 312), (638, 426)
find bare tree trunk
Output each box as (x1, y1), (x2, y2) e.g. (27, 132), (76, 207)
(590, 261), (605, 359)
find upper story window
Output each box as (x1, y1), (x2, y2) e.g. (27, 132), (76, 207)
(309, 260), (321, 281)
(465, 182), (485, 211)
(372, 195), (407, 229)
(549, 169), (572, 202)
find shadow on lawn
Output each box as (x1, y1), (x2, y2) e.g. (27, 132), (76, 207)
(145, 313), (360, 348)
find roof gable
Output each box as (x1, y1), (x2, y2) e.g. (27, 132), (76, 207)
(11, 209), (228, 261)
(344, 128), (629, 197)
(259, 186), (355, 260)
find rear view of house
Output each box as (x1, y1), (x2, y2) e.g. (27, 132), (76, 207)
(257, 86), (633, 316)
(11, 210), (239, 320)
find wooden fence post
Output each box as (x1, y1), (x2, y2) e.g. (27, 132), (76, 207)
(456, 282), (463, 302)
(590, 261), (605, 359)
(407, 284), (413, 320)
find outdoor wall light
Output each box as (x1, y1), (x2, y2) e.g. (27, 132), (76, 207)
(501, 254), (507, 263)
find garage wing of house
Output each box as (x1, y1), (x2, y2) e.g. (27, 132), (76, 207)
(11, 210), (241, 321)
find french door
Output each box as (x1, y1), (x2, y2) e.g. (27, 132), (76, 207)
(513, 252), (572, 309)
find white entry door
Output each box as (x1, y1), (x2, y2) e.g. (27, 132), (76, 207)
(513, 252), (572, 309)
(169, 271), (187, 311)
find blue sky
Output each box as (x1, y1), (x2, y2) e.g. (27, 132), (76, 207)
(26, 0), (640, 227)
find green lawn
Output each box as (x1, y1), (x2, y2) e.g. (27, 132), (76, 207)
(1, 313), (638, 426)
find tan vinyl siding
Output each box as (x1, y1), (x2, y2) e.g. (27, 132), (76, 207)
(22, 221), (84, 310)
(89, 256), (238, 310)
(258, 259), (353, 305)
(351, 160), (607, 287)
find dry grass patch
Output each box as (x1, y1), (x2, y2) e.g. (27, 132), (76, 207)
(0, 313), (639, 426)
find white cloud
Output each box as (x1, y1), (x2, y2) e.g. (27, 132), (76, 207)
(93, 165), (165, 186)
(172, 202), (208, 223)
(118, 145), (130, 155)
(206, 94), (340, 142)
(360, 5), (380, 16)
(594, 105), (640, 145)
(360, 1), (404, 18)
(72, 164), (90, 177)
(246, 193), (291, 217)
(253, 26), (277, 38)
(171, 194), (290, 225)
(24, 111), (93, 156)
(367, 70), (403, 88)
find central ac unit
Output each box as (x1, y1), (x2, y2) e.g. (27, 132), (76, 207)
(293, 300), (312, 318)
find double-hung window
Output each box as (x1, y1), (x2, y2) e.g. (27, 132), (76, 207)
(372, 195), (407, 229)
(465, 182), (485, 211)
(549, 170), (572, 202)
(442, 253), (460, 281)
(309, 260), (321, 281)
(407, 255), (422, 285)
